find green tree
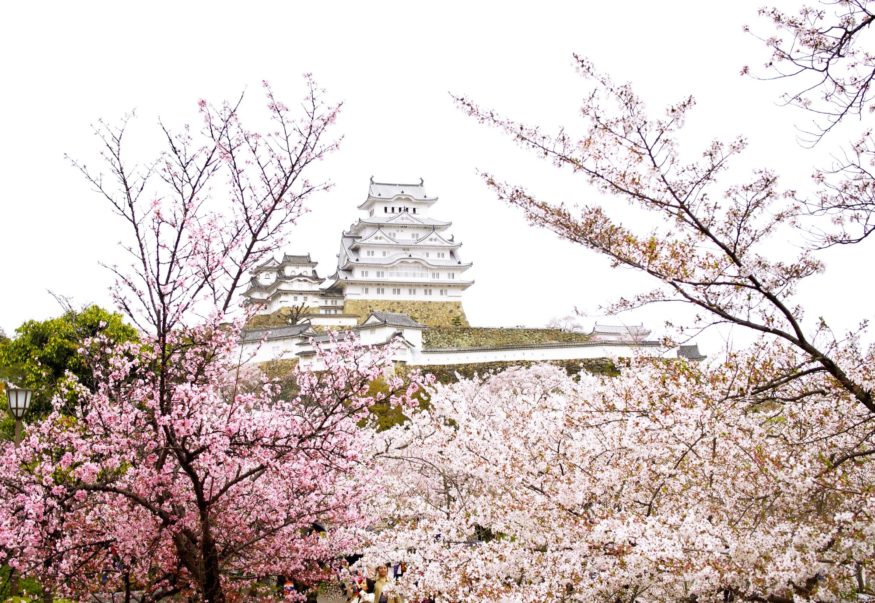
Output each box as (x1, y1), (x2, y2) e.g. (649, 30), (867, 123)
(0, 305), (139, 425)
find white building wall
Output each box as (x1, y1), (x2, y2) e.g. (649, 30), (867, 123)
(410, 344), (671, 366)
(308, 315), (358, 328)
(240, 337), (302, 365)
(338, 285), (465, 302)
(240, 333), (671, 369)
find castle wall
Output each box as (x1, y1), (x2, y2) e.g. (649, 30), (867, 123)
(240, 336), (301, 365)
(342, 300), (469, 327)
(410, 342), (669, 366)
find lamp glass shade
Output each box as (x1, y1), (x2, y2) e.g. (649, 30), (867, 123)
(6, 386), (32, 419)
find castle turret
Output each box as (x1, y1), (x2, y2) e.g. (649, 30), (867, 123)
(242, 253), (342, 315)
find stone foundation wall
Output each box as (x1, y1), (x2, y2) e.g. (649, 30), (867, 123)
(398, 358), (621, 383)
(423, 327), (591, 349)
(246, 307), (315, 328)
(343, 300), (469, 327)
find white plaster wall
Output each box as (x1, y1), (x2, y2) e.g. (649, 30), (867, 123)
(239, 331), (673, 371)
(308, 315), (357, 328)
(404, 328), (423, 348)
(240, 337), (302, 364)
(335, 281), (468, 302)
(357, 325), (397, 345)
(410, 344), (671, 366)
(265, 295), (321, 314)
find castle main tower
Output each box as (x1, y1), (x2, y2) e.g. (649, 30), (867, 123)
(327, 178), (473, 325)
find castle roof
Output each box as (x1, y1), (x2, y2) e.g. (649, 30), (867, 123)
(339, 255), (471, 271)
(241, 322), (315, 342)
(281, 253), (316, 265)
(350, 215), (451, 231)
(242, 271), (325, 297)
(358, 177), (438, 210)
(362, 312), (425, 329)
(350, 227), (455, 247)
(253, 253), (317, 273)
(678, 344), (706, 362)
(590, 324), (651, 340)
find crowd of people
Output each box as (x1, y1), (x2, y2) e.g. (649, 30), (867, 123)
(339, 560), (439, 603)
(279, 560), (435, 603)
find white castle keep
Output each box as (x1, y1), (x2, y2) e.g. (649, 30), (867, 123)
(327, 178), (473, 303)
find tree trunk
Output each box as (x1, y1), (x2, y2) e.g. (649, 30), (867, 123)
(200, 517), (225, 603)
(9, 568), (18, 598)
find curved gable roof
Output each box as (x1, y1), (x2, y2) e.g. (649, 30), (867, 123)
(358, 178), (439, 209)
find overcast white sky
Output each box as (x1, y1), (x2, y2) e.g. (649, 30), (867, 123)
(2, 0), (871, 354)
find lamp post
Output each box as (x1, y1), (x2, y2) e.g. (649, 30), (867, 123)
(5, 383), (32, 445)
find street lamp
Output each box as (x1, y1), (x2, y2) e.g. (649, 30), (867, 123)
(5, 383), (32, 445)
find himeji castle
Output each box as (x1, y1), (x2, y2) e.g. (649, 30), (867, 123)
(240, 177), (704, 367)
(326, 178), (474, 304)
(243, 178), (474, 326)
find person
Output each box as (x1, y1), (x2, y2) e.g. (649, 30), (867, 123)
(349, 566), (375, 603)
(373, 564), (402, 603)
(282, 578), (295, 599)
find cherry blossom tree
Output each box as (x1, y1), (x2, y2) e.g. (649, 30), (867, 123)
(1, 334), (402, 602)
(754, 1), (875, 142)
(753, 1), (875, 247)
(453, 3), (874, 418)
(358, 1), (875, 600)
(0, 79), (400, 602)
(364, 354), (874, 602)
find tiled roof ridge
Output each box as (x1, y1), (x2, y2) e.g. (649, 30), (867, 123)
(370, 176), (424, 188)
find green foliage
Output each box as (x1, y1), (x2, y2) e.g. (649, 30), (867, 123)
(401, 358), (620, 384)
(363, 377), (409, 431)
(0, 305), (139, 424)
(423, 327), (591, 349)
(0, 564), (47, 602)
(258, 358), (299, 380)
